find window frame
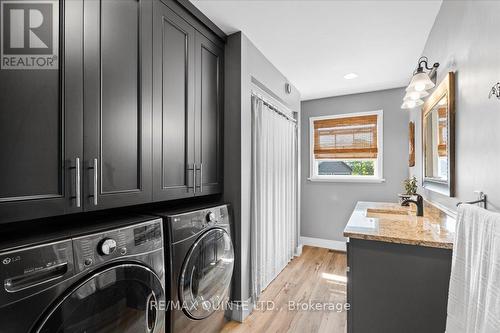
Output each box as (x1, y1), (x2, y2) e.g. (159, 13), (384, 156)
(308, 110), (385, 183)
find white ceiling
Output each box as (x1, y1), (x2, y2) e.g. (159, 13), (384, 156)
(190, 0), (442, 100)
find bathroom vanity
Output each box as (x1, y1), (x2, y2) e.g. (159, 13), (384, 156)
(344, 201), (455, 333)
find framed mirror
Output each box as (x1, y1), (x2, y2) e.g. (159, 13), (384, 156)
(422, 72), (455, 196)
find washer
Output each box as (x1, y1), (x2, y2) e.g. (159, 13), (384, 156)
(156, 204), (234, 333)
(0, 217), (166, 333)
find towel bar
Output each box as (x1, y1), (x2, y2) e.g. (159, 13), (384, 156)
(457, 192), (487, 209)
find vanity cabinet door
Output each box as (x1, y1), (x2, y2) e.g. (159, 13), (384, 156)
(83, 0), (153, 211)
(152, 0), (196, 201)
(0, 0), (84, 223)
(194, 32), (223, 196)
(347, 239), (452, 333)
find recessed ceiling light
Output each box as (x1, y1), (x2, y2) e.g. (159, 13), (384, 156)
(344, 73), (358, 80)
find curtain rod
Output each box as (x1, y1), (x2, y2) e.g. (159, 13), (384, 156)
(251, 92), (297, 124)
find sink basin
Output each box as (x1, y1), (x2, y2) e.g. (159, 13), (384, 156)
(367, 208), (409, 215)
(366, 207), (413, 219)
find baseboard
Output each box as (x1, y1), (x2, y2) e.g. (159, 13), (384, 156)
(300, 236), (346, 252)
(228, 297), (253, 322)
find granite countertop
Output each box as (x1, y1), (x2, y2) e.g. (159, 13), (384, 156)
(343, 201), (456, 249)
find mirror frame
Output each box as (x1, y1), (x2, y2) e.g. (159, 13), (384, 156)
(421, 72), (455, 196)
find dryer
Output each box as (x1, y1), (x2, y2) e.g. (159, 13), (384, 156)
(156, 204), (234, 333)
(0, 217), (166, 333)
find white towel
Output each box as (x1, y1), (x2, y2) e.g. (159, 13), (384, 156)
(446, 204), (500, 333)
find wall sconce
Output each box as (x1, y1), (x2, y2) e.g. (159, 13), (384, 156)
(401, 56), (440, 109)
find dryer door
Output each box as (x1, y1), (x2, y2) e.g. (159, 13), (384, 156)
(33, 263), (165, 333)
(179, 227), (234, 319)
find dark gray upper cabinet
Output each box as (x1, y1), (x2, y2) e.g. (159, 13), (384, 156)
(153, 0), (223, 200)
(0, 0), (84, 223)
(83, 0), (153, 210)
(194, 32), (223, 196)
(0, 0), (223, 223)
(153, 1), (195, 201)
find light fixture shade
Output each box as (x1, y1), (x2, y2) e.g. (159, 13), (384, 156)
(403, 89), (429, 101)
(401, 99), (424, 109)
(406, 72), (435, 92)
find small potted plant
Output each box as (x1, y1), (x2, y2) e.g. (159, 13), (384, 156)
(399, 176), (418, 204)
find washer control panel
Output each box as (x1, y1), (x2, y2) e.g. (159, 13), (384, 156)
(72, 219), (163, 273)
(169, 205), (230, 243)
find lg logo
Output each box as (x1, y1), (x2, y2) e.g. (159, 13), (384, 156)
(1, 0), (58, 70)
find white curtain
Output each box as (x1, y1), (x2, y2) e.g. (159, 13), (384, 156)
(250, 94), (298, 301)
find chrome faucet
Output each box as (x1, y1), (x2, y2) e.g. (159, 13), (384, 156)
(402, 194), (424, 217)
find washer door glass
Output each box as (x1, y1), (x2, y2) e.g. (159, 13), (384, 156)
(35, 263), (164, 333)
(180, 228), (234, 319)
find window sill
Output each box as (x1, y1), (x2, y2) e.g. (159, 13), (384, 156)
(307, 177), (386, 183)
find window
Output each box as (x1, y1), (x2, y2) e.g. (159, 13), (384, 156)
(309, 110), (384, 182)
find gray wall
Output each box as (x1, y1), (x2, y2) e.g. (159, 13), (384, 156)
(224, 32), (301, 305)
(301, 88), (409, 242)
(409, 0), (500, 212)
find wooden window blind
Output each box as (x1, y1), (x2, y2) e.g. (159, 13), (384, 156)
(313, 114), (378, 159)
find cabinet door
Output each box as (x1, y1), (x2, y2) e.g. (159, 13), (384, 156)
(83, 0), (152, 210)
(152, 1), (195, 201)
(194, 32), (223, 196)
(0, 0), (83, 223)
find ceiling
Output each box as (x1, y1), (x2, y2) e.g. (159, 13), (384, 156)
(189, 0), (442, 100)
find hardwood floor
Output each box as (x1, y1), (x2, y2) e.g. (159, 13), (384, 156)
(222, 246), (348, 333)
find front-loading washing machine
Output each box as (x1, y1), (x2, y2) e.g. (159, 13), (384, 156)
(154, 204), (234, 333)
(0, 216), (166, 333)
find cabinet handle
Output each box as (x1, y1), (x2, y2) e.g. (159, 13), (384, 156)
(187, 164), (196, 193)
(70, 158), (81, 207)
(93, 158), (98, 205)
(89, 158), (98, 205)
(192, 163), (197, 193)
(75, 157), (81, 207)
(197, 163), (203, 193)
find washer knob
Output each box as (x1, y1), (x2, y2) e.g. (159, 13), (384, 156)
(206, 211), (216, 225)
(99, 238), (117, 256)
